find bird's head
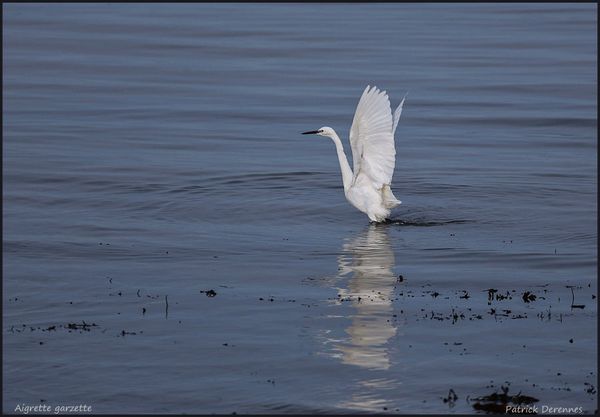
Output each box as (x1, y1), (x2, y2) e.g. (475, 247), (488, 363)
(302, 126), (335, 138)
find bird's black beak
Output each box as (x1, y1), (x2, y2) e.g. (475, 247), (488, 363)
(302, 130), (320, 135)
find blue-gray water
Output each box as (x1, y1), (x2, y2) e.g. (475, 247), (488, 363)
(3, 3), (597, 414)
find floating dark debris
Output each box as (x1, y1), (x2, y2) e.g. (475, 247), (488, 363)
(201, 289), (217, 297)
(5, 321), (97, 333)
(486, 288), (497, 303)
(496, 291), (511, 301)
(66, 321), (98, 331)
(485, 288), (513, 304)
(470, 385), (539, 414)
(442, 388), (458, 406)
(584, 383), (596, 394)
(522, 291), (537, 303)
(567, 286), (586, 309)
(427, 309), (467, 323)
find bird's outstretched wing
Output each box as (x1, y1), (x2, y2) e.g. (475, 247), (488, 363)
(349, 85), (396, 189)
(392, 93), (407, 136)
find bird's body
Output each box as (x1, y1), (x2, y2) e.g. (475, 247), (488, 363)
(303, 85), (406, 222)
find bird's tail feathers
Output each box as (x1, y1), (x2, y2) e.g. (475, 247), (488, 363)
(382, 185), (401, 209)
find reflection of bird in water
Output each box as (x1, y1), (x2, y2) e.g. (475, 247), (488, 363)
(333, 224), (398, 371)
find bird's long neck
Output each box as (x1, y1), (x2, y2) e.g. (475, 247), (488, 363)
(328, 130), (353, 191)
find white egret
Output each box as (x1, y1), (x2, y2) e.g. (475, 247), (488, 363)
(303, 85), (406, 222)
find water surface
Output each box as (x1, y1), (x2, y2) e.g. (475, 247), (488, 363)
(3, 3), (597, 414)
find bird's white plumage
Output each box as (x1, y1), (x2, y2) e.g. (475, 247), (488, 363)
(304, 85), (406, 222)
(349, 86), (395, 190)
(392, 94), (406, 136)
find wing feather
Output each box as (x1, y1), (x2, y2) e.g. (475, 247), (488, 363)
(349, 85), (396, 189)
(392, 93), (407, 136)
